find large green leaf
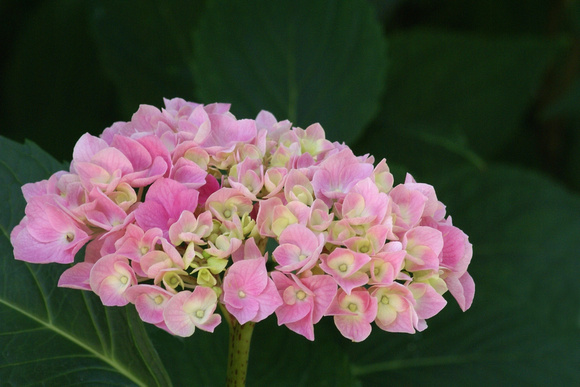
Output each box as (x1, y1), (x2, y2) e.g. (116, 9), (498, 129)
(192, 0), (387, 144)
(344, 165), (580, 385)
(148, 304), (357, 386)
(247, 317), (357, 386)
(147, 322), (229, 386)
(90, 0), (202, 117)
(0, 136), (172, 386)
(361, 29), (564, 178)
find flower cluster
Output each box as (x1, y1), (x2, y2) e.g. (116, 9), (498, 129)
(11, 98), (474, 342)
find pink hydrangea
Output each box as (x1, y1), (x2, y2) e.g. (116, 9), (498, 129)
(326, 287), (378, 342)
(272, 224), (325, 273)
(135, 178), (199, 238)
(10, 97), (474, 342)
(222, 257), (283, 324)
(11, 196), (91, 264)
(271, 272), (337, 341)
(89, 254), (137, 306)
(163, 286), (221, 336)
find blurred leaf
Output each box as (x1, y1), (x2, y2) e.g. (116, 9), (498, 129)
(542, 77), (580, 120)
(390, 0), (553, 34)
(150, 308), (357, 386)
(90, 0), (202, 117)
(540, 75), (580, 190)
(0, 136), (171, 387)
(567, 127), (580, 190)
(1, 0), (116, 162)
(345, 164), (580, 385)
(566, 0), (580, 35)
(147, 321), (229, 386)
(248, 317), (357, 386)
(362, 29), (564, 178)
(367, 0), (403, 25)
(192, 0), (387, 144)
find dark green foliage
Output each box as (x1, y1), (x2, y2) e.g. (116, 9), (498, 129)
(192, 0), (386, 145)
(1, 0), (579, 385)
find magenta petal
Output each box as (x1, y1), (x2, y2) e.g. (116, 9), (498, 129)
(439, 224), (473, 275)
(285, 314), (316, 341)
(110, 135), (152, 171)
(446, 271), (475, 311)
(223, 258), (282, 324)
(89, 255), (136, 306)
(329, 288), (376, 342)
(135, 201), (169, 232)
(273, 244), (301, 268)
(372, 284), (418, 334)
(276, 298), (312, 325)
(380, 307), (416, 334)
(228, 258), (268, 295)
(11, 217), (88, 264)
(163, 292), (197, 337)
(339, 271), (370, 295)
(334, 314), (373, 342)
(409, 282), (447, 320)
(125, 284), (173, 324)
(302, 275), (338, 323)
(136, 179), (199, 233)
(231, 237), (264, 262)
(91, 147), (133, 175)
(58, 262), (93, 290)
(172, 158), (207, 188)
(72, 133), (108, 163)
(227, 298), (260, 325)
(163, 287), (221, 337)
(198, 313), (222, 333)
(252, 279), (283, 322)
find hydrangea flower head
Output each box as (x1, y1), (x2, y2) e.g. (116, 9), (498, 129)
(10, 98), (474, 342)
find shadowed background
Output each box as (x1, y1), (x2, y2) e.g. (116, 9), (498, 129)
(1, 0), (579, 385)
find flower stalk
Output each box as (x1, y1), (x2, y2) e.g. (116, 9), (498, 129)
(226, 320), (255, 387)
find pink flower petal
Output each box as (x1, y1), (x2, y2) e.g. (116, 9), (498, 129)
(326, 288), (377, 342)
(125, 284), (174, 324)
(445, 271), (475, 311)
(163, 287), (221, 337)
(58, 262), (93, 290)
(89, 255), (136, 306)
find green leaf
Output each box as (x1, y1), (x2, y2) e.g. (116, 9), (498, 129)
(192, 0), (387, 144)
(90, 0), (202, 117)
(0, 136), (172, 387)
(147, 322), (229, 386)
(363, 29), (564, 177)
(247, 317), (358, 386)
(345, 165), (580, 385)
(149, 310), (358, 386)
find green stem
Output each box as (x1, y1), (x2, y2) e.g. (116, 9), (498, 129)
(226, 320), (255, 387)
